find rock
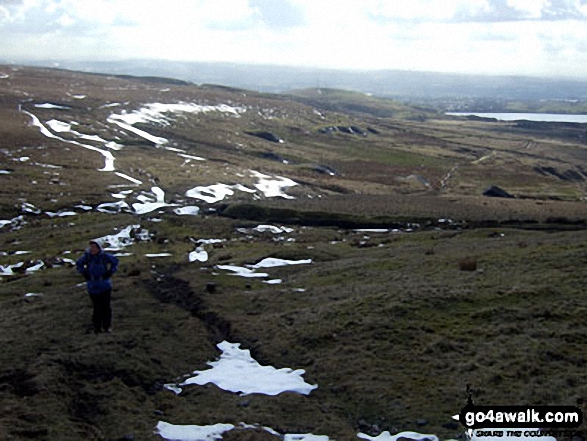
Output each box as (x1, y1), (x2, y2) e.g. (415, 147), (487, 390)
(246, 131), (283, 143)
(259, 152), (288, 163)
(312, 164), (339, 176)
(535, 166), (584, 182)
(483, 185), (514, 198)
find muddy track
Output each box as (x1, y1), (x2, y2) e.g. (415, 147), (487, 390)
(144, 266), (233, 344)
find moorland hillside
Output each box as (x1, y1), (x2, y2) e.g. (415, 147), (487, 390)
(1, 66), (586, 441)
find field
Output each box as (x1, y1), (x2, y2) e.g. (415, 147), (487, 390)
(0, 66), (586, 441)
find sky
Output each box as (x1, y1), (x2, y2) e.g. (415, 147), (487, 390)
(1, 0), (587, 78)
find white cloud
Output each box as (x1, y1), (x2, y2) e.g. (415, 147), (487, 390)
(506, 0), (548, 18)
(0, 6), (11, 22)
(1, 0), (587, 77)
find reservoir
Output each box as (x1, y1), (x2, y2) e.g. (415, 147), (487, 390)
(446, 112), (587, 123)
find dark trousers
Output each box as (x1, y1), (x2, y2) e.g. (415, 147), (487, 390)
(89, 289), (112, 332)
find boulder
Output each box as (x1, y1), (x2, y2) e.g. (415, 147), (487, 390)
(312, 164), (339, 176)
(246, 131), (283, 143)
(483, 185), (514, 198)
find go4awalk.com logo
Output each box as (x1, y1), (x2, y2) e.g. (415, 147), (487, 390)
(453, 404), (583, 439)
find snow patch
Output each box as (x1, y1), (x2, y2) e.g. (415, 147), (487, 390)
(185, 171), (298, 204)
(216, 265), (268, 278)
(132, 187), (178, 214)
(179, 341), (317, 396)
(174, 206), (200, 216)
(253, 225), (294, 234)
(250, 258), (312, 269)
(155, 422), (235, 441)
(35, 103), (70, 110)
(189, 247), (208, 262)
(96, 225), (150, 251)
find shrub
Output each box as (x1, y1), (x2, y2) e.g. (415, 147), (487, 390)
(458, 257), (477, 271)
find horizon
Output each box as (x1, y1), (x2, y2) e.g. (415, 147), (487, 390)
(5, 58), (587, 82)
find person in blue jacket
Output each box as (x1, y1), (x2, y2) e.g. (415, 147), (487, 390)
(76, 239), (119, 334)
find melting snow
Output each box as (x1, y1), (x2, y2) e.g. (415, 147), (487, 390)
(1, 263), (21, 276)
(197, 239), (224, 245)
(155, 422), (235, 441)
(186, 183), (241, 204)
(264, 279), (283, 284)
(189, 247), (208, 262)
(132, 187), (178, 214)
(285, 435), (329, 441)
(24, 111), (116, 172)
(25, 261), (44, 272)
(358, 431), (439, 441)
(46, 211), (77, 218)
(179, 341), (317, 396)
(178, 153), (206, 161)
(46, 119), (72, 132)
(115, 172), (142, 185)
(155, 422), (330, 441)
(250, 258), (312, 269)
(107, 102), (246, 147)
(108, 114), (169, 145)
(186, 171), (298, 204)
(174, 206), (200, 216)
(0, 215), (26, 231)
(96, 225), (149, 251)
(253, 225), (294, 234)
(163, 384), (182, 395)
(252, 171), (298, 199)
(24, 292), (43, 298)
(97, 201), (131, 214)
(216, 265), (269, 278)
(22, 202), (41, 214)
(35, 103), (70, 109)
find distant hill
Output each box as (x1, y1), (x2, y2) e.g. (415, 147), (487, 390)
(7, 59), (587, 102)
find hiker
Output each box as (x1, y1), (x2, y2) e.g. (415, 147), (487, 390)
(76, 239), (119, 334)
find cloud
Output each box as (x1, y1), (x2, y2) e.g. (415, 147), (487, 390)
(1, 0), (587, 78)
(249, 0), (305, 29)
(540, 0), (587, 20)
(454, 0), (587, 22)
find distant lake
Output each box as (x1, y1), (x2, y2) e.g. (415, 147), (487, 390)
(447, 112), (587, 123)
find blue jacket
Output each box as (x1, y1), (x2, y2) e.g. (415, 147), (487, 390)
(76, 249), (119, 294)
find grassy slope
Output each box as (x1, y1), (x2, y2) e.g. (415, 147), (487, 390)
(1, 66), (586, 440)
